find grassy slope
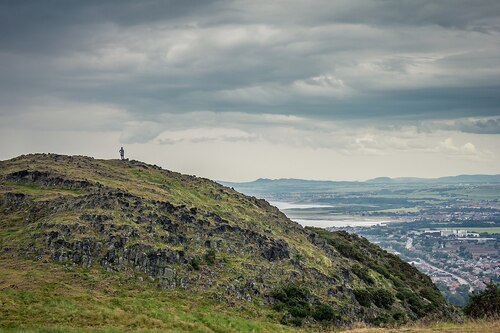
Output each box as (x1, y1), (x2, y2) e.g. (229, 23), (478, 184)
(1, 259), (497, 333)
(0, 257), (296, 333)
(0, 154), (461, 331)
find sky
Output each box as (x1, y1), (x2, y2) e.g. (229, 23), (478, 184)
(1, 0), (499, 181)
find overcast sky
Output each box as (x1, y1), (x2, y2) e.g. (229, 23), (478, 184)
(1, 0), (499, 181)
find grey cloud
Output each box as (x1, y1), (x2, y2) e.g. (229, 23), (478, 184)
(457, 118), (500, 134)
(433, 117), (500, 135)
(223, 1), (500, 31)
(1, 1), (500, 182)
(1, 0), (500, 128)
(0, 1), (219, 53)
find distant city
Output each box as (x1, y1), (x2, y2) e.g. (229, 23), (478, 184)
(339, 225), (498, 306)
(222, 176), (500, 306)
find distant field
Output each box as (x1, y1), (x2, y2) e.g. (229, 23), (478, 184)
(462, 227), (500, 234)
(378, 207), (420, 213)
(449, 186), (500, 200)
(417, 227), (500, 234)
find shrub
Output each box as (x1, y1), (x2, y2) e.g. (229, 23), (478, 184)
(396, 288), (426, 317)
(272, 284), (336, 326)
(464, 283), (500, 318)
(312, 303), (336, 322)
(272, 284), (310, 304)
(191, 256), (201, 270)
(371, 312), (393, 326)
(289, 305), (309, 318)
(419, 287), (443, 306)
(371, 289), (394, 309)
(354, 288), (372, 307)
(392, 311), (406, 322)
(352, 264), (375, 285)
(288, 317), (304, 327)
(373, 265), (391, 279)
(204, 249), (216, 265)
(354, 288), (394, 309)
(330, 238), (364, 262)
(271, 284), (311, 326)
(293, 253), (304, 262)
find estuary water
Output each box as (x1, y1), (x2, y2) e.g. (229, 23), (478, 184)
(270, 201), (399, 228)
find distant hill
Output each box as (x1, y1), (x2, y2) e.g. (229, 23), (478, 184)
(220, 178), (360, 196)
(366, 177), (394, 183)
(0, 154), (457, 330)
(220, 174), (500, 195)
(431, 174), (500, 184)
(368, 174), (500, 184)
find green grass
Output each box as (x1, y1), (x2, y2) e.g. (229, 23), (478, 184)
(2, 183), (83, 202)
(0, 257), (297, 333)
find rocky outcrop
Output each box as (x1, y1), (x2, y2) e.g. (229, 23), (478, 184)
(262, 239), (289, 261)
(6, 170), (92, 189)
(1, 192), (29, 208)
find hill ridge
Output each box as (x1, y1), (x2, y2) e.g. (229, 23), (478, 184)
(222, 174), (500, 186)
(0, 153), (457, 329)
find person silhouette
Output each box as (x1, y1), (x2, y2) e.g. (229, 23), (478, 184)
(119, 147), (125, 160)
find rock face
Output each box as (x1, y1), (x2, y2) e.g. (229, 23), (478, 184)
(0, 153), (456, 326)
(7, 170), (92, 189)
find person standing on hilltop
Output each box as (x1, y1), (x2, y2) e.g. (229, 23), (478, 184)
(119, 147), (125, 160)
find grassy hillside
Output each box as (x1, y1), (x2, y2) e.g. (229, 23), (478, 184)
(0, 154), (457, 331)
(0, 257), (295, 332)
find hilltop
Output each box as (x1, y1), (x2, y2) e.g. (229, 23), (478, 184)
(0, 154), (458, 331)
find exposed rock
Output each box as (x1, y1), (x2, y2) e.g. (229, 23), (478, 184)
(262, 239), (290, 261)
(1, 192), (28, 208)
(6, 170), (92, 189)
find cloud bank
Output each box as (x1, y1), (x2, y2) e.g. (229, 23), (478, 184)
(0, 0), (499, 180)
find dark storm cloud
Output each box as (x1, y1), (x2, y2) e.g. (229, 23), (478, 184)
(445, 117), (500, 134)
(0, 0), (218, 53)
(1, 0), (499, 130)
(228, 0), (500, 30)
(3, 1), (498, 47)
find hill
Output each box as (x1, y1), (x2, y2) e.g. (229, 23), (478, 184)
(222, 174), (500, 188)
(220, 175), (500, 198)
(0, 154), (458, 331)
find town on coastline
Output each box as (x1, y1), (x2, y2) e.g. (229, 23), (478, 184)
(225, 178), (500, 307)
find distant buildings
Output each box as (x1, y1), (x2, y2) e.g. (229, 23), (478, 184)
(351, 226), (499, 293)
(441, 229), (480, 237)
(421, 229), (481, 238)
